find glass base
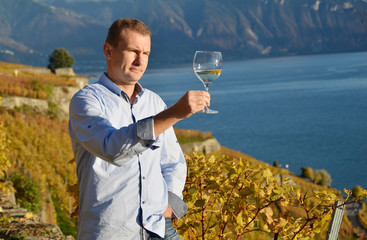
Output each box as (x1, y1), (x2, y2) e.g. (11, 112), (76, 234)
(200, 106), (218, 114)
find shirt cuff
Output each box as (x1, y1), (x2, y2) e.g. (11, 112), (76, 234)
(168, 192), (188, 219)
(136, 116), (155, 140)
(136, 116), (162, 151)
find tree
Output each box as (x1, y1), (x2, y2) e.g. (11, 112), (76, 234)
(301, 167), (332, 187)
(48, 48), (74, 70)
(301, 167), (314, 181)
(352, 185), (365, 199)
(314, 169), (332, 187)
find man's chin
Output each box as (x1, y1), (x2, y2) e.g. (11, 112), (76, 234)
(127, 74), (143, 83)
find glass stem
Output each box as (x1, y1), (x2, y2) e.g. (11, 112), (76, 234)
(204, 84), (209, 92)
(204, 85), (209, 110)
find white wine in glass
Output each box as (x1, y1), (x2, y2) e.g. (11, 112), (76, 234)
(193, 51), (223, 114)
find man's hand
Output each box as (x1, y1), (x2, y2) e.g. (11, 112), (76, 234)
(161, 206), (173, 218)
(172, 90), (210, 120)
(154, 90), (210, 137)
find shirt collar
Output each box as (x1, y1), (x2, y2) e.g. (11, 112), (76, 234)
(99, 73), (145, 102)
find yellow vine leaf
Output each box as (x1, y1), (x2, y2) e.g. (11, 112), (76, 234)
(208, 155), (216, 164)
(236, 212), (244, 226)
(263, 168), (273, 179)
(264, 207), (274, 225)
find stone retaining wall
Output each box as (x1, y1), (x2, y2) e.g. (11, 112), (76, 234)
(0, 193), (74, 240)
(1, 96), (49, 114)
(180, 138), (221, 154)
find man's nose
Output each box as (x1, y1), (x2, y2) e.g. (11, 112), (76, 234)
(133, 53), (144, 66)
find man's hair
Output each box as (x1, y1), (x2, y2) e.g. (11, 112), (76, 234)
(105, 18), (151, 47)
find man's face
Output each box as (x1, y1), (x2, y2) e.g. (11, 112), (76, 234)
(105, 29), (151, 87)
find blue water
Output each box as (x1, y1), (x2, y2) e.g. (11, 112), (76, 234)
(76, 52), (367, 190)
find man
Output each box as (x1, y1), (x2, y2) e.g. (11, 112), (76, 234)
(69, 18), (210, 240)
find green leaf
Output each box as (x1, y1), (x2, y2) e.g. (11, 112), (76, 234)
(194, 199), (206, 207)
(188, 187), (197, 194)
(240, 187), (254, 197)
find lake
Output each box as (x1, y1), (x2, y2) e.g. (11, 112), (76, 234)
(75, 51), (367, 191)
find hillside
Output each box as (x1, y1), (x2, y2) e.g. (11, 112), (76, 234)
(0, 0), (106, 65)
(0, 61), (366, 239)
(1, 0), (367, 66)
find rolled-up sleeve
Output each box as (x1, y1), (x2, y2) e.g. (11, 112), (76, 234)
(69, 90), (155, 167)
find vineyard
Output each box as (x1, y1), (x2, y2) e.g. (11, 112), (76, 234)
(1, 108), (366, 239)
(0, 61), (366, 239)
(0, 61), (76, 100)
(175, 152), (367, 239)
(0, 109), (78, 235)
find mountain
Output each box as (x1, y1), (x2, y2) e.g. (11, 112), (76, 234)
(0, 0), (106, 66)
(1, 0), (367, 67)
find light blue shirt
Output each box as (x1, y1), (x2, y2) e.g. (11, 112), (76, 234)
(69, 73), (187, 240)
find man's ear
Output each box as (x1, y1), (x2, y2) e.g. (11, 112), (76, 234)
(103, 43), (112, 59)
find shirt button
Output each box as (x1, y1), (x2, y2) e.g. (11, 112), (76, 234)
(142, 201), (145, 204)
(142, 176), (145, 180)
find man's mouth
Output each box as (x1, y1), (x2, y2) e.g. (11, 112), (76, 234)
(130, 67), (143, 73)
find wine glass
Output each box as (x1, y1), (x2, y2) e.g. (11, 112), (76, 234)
(193, 51), (223, 114)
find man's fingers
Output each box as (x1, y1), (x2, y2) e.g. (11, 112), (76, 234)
(172, 90), (212, 119)
(187, 90), (210, 112)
